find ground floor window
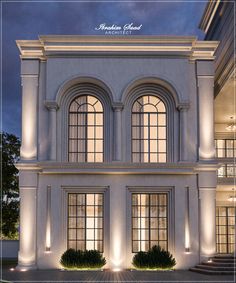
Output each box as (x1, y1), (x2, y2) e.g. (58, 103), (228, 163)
(67, 193), (103, 252)
(216, 206), (235, 254)
(132, 193), (168, 252)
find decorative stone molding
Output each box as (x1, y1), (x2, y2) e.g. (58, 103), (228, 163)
(16, 36), (219, 61)
(44, 101), (59, 111)
(44, 101), (59, 160)
(177, 102), (190, 111)
(112, 102), (124, 111)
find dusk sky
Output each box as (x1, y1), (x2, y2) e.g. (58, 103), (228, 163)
(2, 0), (207, 138)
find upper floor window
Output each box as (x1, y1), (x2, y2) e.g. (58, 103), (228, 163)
(215, 139), (236, 158)
(132, 95), (167, 163)
(68, 95), (103, 162)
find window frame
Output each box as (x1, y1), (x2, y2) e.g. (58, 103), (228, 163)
(131, 95), (167, 163)
(131, 192), (169, 253)
(215, 139), (236, 158)
(216, 206), (235, 254)
(68, 95), (104, 163)
(67, 192), (105, 252)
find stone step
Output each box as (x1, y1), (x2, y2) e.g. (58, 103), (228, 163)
(195, 264), (234, 271)
(202, 261), (235, 267)
(214, 255), (236, 260)
(190, 267), (235, 275)
(213, 258), (235, 263)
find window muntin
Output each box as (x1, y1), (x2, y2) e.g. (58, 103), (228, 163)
(218, 164), (236, 178)
(132, 193), (168, 252)
(216, 207), (235, 254)
(132, 95), (167, 163)
(68, 95), (103, 162)
(67, 193), (104, 252)
(215, 139), (236, 158)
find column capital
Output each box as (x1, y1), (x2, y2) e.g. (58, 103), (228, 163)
(44, 100), (59, 111)
(177, 102), (190, 111)
(112, 102), (124, 112)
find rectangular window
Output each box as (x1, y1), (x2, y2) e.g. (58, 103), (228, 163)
(67, 193), (104, 252)
(215, 139), (236, 158)
(218, 164), (236, 178)
(216, 207), (235, 254)
(132, 193), (168, 252)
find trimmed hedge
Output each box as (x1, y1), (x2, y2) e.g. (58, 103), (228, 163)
(132, 245), (176, 270)
(60, 249), (106, 269)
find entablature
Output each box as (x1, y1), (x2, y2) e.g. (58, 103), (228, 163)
(16, 35), (219, 61)
(16, 161), (219, 175)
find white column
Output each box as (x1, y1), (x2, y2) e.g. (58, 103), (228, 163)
(198, 171), (217, 261)
(112, 103), (124, 161)
(21, 74), (39, 160)
(109, 184), (126, 270)
(178, 104), (189, 161)
(18, 188), (37, 269)
(197, 61), (215, 160)
(44, 101), (59, 161)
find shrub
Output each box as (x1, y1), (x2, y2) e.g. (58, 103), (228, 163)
(60, 249), (106, 269)
(132, 245), (176, 270)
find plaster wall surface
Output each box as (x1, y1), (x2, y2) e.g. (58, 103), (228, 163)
(36, 173), (199, 269)
(37, 57), (199, 162)
(16, 36), (219, 271)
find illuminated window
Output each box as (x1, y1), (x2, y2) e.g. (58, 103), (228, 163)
(132, 95), (167, 163)
(218, 164), (236, 178)
(68, 95), (103, 162)
(216, 207), (235, 254)
(67, 193), (104, 252)
(215, 139), (236, 158)
(132, 193), (168, 252)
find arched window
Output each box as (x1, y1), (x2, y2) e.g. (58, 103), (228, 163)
(68, 95), (103, 162)
(132, 95), (167, 163)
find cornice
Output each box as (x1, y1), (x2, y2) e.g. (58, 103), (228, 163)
(16, 35), (219, 61)
(16, 161), (219, 175)
(199, 0), (221, 33)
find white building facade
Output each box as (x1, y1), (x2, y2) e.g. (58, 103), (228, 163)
(16, 36), (221, 270)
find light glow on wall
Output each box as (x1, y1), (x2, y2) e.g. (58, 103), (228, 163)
(45, 186), (51, 251)
(18, 188), (37, 267)
(200, 189), (216, 256)
(111, 227), (123, 271)
(185, 187), (190, 252)
(21, 80), (37, 159)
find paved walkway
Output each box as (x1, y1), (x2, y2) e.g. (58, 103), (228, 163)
(1, 268), (235, 283)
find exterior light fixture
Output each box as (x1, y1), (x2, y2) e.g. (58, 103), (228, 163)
(185, 248), (190, 253)
(226, 117), (236, 131)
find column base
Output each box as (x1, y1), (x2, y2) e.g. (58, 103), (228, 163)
(16, 264), (37, 271)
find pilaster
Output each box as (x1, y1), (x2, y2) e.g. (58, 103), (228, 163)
(20, 60), (39, 160)
(197, 61), (215, 160)
(112, 102), (124, 161)
(44, 101), (59, 161)
(178, 103), (190, 161)
(198, 171), (217, 261)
